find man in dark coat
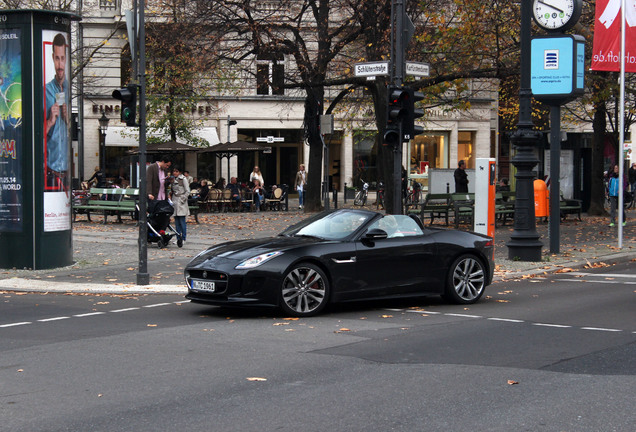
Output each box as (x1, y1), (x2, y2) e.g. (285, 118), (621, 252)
(454, 160), (469, 193)
(146, 155), (172, 200)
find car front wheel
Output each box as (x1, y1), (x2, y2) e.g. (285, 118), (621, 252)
(443, 254), (486, 304)
(280, 263), (329, 317)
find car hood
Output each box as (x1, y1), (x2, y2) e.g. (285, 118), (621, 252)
(187, 236), (321, 266)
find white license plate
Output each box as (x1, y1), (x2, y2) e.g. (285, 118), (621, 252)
(192, 280), (216, 293)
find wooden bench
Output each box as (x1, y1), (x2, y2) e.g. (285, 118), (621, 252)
(495, 192), (515, 226)
(451, 193), (475, 228)
(419, 193), (453, 226)
(560, 195), (582, 220)
(73, 188), (139, 224)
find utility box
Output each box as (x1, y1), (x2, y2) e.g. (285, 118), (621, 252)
(474, 158), (496, 239)
(0, 10), (79, 269)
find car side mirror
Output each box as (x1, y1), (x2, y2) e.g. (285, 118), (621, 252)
(364, 228), (388, 240)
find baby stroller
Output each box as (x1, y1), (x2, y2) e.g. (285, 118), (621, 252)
(146, 200), (183, 248)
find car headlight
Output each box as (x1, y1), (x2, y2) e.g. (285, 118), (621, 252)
(235, 251), (283, 269)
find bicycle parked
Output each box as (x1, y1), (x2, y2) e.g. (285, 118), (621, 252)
(404, 179), (423, 212)
(353, 179), (369, 206)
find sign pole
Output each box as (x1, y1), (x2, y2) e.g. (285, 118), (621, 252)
(136, 0), (149, 285)
(549, 106), (561, 254)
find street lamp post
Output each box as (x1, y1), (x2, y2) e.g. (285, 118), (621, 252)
(506, 0), (542, 261)
(98, 112), (109, 173)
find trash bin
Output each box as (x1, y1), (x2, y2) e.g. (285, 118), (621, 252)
(534, 179), (549, 217)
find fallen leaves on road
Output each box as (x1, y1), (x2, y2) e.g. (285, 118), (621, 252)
(507, 380), (519, 385)
(246, 377), (267, 382)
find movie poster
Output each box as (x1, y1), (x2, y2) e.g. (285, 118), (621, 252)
(0, 28), (23, 233)
(42, 29), (71, 232)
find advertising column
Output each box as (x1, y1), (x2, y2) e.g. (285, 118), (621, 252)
(0, 10), (79, 269)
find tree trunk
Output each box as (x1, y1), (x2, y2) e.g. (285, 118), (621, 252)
(588, 101), (607, 215)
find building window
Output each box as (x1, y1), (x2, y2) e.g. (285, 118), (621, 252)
(99, 0), (117, 9)
(409, 133), (449, 175)
(457, 131), (475, 169)
(353, 130), (377, 187)
(256, 55), (284, 95)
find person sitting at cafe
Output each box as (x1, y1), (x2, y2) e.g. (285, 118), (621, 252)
(227, 177), (241, 203)
(213, 177), (226, 190)
(189, 177), (200, 190)
(198, 179), (210, 201)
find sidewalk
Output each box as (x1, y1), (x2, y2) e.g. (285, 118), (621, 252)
(1, 198), (634, 294)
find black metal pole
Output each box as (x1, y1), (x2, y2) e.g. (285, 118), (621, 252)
(100, 130), (106, 172)
(137, 0), (149, 285)
(549, 106), (561, 253)
(506, 0), (543, 261)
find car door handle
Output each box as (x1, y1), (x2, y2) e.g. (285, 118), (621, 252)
(332, 257), (356, 264)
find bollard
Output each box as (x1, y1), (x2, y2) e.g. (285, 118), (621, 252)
(333, 189), (338, 209)
(343, 182), (347, 204)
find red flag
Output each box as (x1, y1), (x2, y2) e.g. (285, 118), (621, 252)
(591, 0), (636, 72)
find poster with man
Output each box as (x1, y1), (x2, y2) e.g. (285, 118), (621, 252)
(0, 28), (23, 233)
(42, 30), (71, 232)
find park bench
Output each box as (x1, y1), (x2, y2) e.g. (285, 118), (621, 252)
(73, 188), (199, 224)
(495, 192), (515, 226)
(559, 195), (582, 220)
(451, 193), (475, 228)
(72, 188), (139, 224)
(419, 193), (453, 226)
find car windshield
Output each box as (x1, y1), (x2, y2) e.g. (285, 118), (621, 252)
(281, 210), (375, 240)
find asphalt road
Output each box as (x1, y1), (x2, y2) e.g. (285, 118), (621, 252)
(1, 262), (634, 432)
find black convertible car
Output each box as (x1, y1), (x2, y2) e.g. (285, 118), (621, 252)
(184, 209), (494, 317)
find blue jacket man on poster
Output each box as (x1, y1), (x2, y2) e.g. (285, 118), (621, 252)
(45, 33), (70, 190)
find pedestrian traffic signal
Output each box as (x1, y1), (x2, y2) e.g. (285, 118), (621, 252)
(403, 88), (424, 140)
(112, 84), (138, 126)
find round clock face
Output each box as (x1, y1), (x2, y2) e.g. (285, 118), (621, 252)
(533, 0), (582, 31)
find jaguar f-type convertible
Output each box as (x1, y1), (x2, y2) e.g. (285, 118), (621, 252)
(184, 209), (494, 317)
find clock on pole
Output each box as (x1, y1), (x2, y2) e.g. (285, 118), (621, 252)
(532, 0), (582, 32)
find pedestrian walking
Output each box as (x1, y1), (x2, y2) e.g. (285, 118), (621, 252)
(454, 160), (469, 193)
(171, 167), (190, 242)
(628, 162), (636, 193)
(608, 164), (626, 227)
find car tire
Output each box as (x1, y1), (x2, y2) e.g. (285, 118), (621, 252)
(280, 263), (329, 317)
(443, 254), (486, 304)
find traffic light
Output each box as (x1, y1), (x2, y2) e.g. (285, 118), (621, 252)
(384, 85), (409, 147)
(403, 88), (424, 141)
(112, 84), (138, 126)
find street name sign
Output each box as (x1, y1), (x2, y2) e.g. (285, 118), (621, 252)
(354, 62), (390, 77)
(406, 61), (430, 77)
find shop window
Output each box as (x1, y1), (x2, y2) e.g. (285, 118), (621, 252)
(408, 133), (449, 175)
(353, 130), (377, 188)
(458, 131), (475, 169)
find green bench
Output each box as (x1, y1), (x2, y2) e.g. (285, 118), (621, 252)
(73, 188), (139, 224)
(451, 193), (475, 228)
(560, 195), (582, 220)
(495, 192), (515, 226)
(419, 193), (453, 226)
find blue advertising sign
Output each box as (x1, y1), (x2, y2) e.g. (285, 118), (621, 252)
(531, 34), (585, 105)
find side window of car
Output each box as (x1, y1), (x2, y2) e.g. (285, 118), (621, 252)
(367, 216), (423, 239)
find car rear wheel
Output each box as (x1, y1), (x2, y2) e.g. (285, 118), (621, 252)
(280, 263), (329, 317)
(443, 254), (486, 304)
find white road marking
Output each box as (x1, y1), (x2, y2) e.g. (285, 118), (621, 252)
(143, 303), (172, 308)
(406, 310), (441, 314)
(74, 312), (106, 317)
(0, 322), (32, 328)
(110, 307), (140, 313)
(581, 327), (622, 332)
(37, 316), (70, 322)
(488, 317), (525, 323)
(445, 313), (483, 318)
(532, 323), (572, 328)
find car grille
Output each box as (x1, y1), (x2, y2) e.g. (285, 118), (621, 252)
(187, 270), (227, 281)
